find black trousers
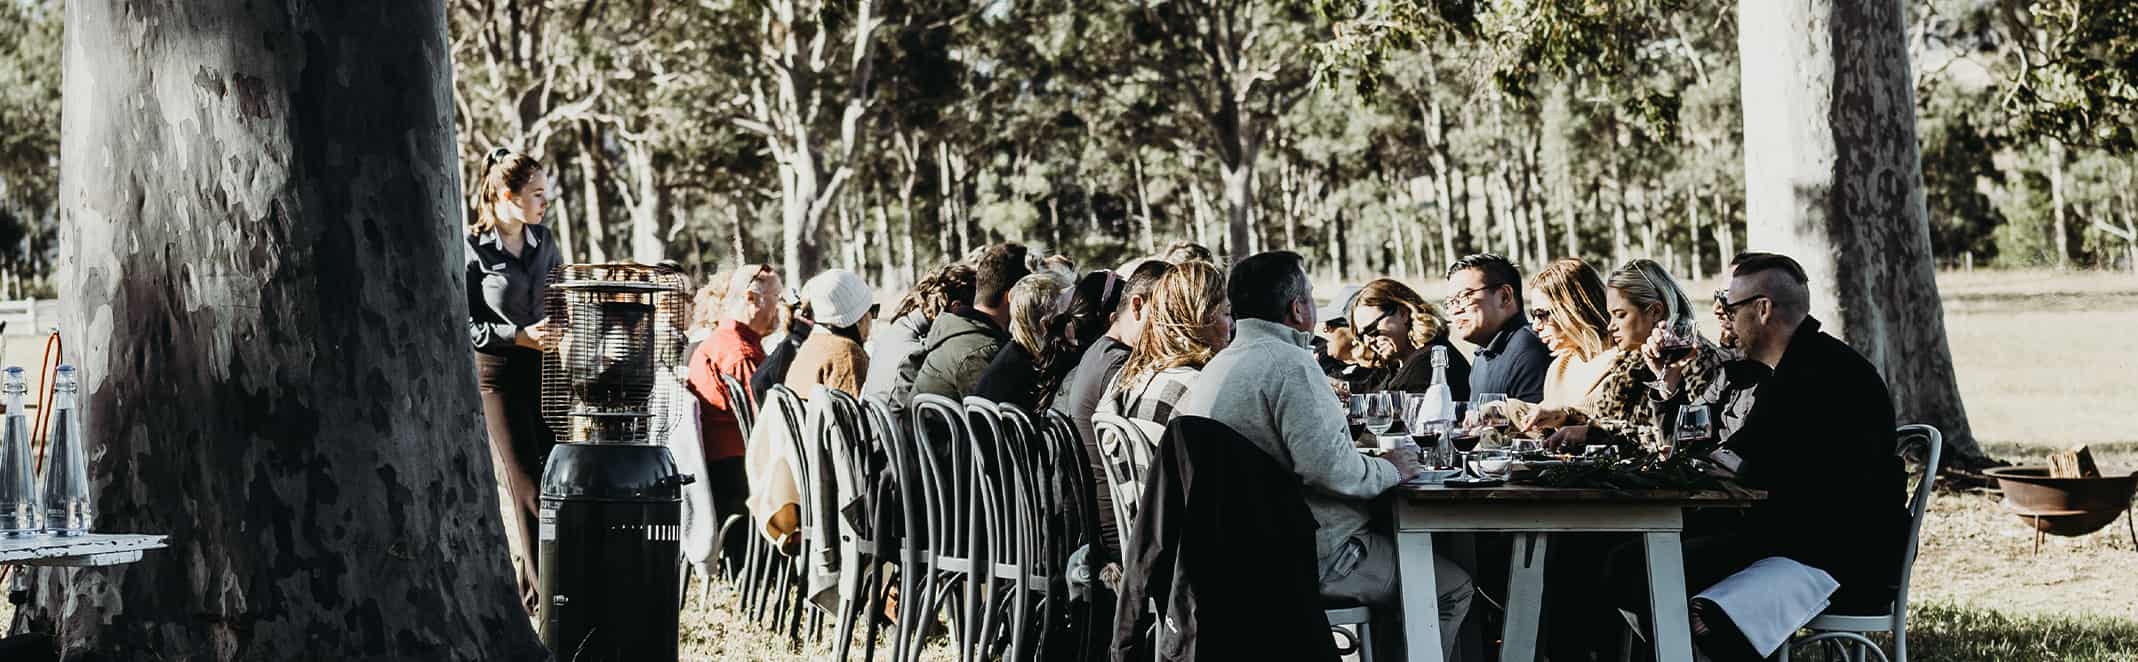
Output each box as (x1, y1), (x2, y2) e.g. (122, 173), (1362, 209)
(1600, 533), (1768, 662)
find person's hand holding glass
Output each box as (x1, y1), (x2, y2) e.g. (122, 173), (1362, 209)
(1643, 318), (1699, 396)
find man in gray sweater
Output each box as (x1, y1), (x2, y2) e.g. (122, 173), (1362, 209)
(1176, 251), (1473, 660)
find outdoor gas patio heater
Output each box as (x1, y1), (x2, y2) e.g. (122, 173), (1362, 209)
(535, 263), (694, 662)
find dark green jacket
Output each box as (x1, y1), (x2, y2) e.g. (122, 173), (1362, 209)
(910, 308), (1009, 401)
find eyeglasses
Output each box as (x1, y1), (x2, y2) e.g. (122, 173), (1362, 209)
(1712, 290), (1769, 316)
(1354, 309), (1396, 339)
(868, 303), (882, 318)
(1442, 283), (1508, 310)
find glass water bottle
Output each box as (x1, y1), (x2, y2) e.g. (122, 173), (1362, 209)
(41, 365), (91, 536)
(0, 367), (37, 536)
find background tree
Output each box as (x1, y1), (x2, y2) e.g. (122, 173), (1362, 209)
(725, 0), (886, 278)
(1119, 0), (1326, 261)
(1737, 0), (1987, 468)
(17, 1), (544, 657)
(0, 0), (62, 298)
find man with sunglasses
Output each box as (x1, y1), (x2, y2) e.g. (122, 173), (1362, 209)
(1605, 252), (1906, 661)
(1443, 254), (1551, 403)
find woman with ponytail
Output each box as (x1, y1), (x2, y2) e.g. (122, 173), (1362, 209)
(464, 147), (564, 611)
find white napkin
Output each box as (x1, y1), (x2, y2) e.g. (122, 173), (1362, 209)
(1693, 556), (1841, 657)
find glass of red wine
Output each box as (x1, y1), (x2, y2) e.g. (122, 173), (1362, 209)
(1648, 319), (1698, 392)
(1674, 403), (1717, 453)
(1404, 393), (1450, 466)
(1448, 428), (1483, 478)
(1452, 393), (1506, 478)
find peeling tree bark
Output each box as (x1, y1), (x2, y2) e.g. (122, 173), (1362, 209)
(1738, 0), (1990, 468)
(29, 1), (544, 658)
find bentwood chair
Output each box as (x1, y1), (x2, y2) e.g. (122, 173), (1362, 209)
(1040, 408), (1111, 662)
(960, 397), (1020, 662)
(993, 403), (1056, 662)
(815, 387), (893, 662)
(1779, 425), (1944, 662)
(866, 395), (936, 662)
(764, 385), (819, 643)
(1090, 412), (1156, 548)
(911, 394), (979, 662)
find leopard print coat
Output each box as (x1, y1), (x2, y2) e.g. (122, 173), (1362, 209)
(1586, 336), (1729, 452)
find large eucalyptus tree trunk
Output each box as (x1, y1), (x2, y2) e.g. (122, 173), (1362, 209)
(1738, 0), (1991, 469)
(21, 1), (546, 658)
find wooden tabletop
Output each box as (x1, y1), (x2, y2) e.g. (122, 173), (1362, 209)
(1395, 481), (1765, 504)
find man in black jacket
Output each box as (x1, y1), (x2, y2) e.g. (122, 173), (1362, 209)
(1604, 253), (1907, 661)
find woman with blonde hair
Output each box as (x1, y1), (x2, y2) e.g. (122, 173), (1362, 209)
(1092, 261), (1230, 552)
(1102, 261), (1232, 439)
(1347, 278), (1469, 399)
(688, 272), (730, 343)
(974, 272), (1077, 410)
(1522, 258), (1615, 409)
(1537, 258), (1729, 451)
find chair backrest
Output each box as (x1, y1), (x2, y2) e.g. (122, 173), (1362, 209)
(1042, 408), (1104, 565)
(865, 394), (928, 556)
(816, 387), (874, 537)
(1091, 412), (1156, 545)
(995, 403), (1052, 578)
(1894, 424), (1943, 622)
(813, 387), (880, 589)
(910, 394), (971, 559)
(963, 397), (1016, 570)
(766, 385), (816, 546)
(718, 373), (756, 439)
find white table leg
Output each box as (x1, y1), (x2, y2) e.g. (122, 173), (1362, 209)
(1397, 523), (1444, 662)
(1501, 532), (1549, 662)
(1644, 531), (1695, 662)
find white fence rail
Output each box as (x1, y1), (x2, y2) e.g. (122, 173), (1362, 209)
(0, 299), (56, 336)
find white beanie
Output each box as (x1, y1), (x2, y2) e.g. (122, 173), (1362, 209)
(801, 269), (876, 328)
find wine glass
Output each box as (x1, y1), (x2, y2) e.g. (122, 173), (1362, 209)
(1362, 392), (1397, 436)
(1648, 319), (1698, 392)
(1470, 449), (1515, 480)
(1674, 403), (1716, 452)
(1403, 393), (1447, 466)
(1347, 394), (1371, 443)
(1471, 393), (1510, 432)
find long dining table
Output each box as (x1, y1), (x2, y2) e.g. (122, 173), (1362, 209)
(1392, 481), (1763, 662)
